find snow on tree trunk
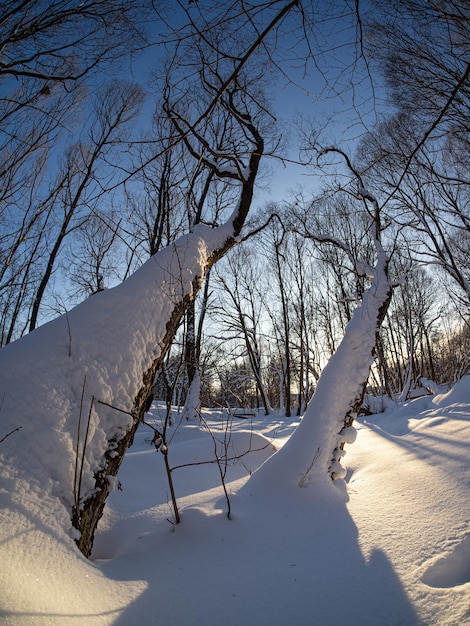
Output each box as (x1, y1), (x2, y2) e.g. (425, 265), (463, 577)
(252, 249), (392, 492)
(0, 98), (263, 556)
(398, 336), (414, 403)
(182, 368), (201, 421)
(0, 222), (240, 556)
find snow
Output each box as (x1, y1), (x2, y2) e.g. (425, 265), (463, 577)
(339, 424), (357, 444)
(1, 378), (470, 625)
(0, 218), (469, 624)
(181, 370), (201, 421)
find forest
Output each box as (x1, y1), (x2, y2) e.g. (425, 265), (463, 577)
(1, 0), (468, 413)
(0, 1), (470, 624)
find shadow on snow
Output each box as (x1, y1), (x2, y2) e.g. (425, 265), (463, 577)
(99, 481), (422, 626)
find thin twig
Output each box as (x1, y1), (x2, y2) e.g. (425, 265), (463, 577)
(169, 441), (272, 472)
(299, 446), (322, 487)
(73, 375), (87, 508)
(142, 419), (180, 524)
(96, 399), (134, 417)
(76, 395), (95, 507)
(65, 310), (72, 357)
(0, 426), (22, 444)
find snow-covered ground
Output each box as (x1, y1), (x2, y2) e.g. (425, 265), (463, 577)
(1, 379), (470, 625)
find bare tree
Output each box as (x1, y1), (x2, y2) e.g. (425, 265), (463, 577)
(28, 81), (144, 331)
(357, 0), (470, 307)
(257, 147), (398, 485)
(357, 115), (470, 306)
(378, 266), (445, 398)
(0, 1), (149, 84)
(66, 209), (122, 299)
(0, 1), (151, 338)
(289, 233), (320, 414)
(254, 219), (295, 416)
(213, 245), (271, 415)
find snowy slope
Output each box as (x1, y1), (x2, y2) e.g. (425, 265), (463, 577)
(1, 380), (470, 625)
(346, 381), (470, 626)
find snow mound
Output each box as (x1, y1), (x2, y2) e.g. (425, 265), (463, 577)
(433, 375), (470, 407)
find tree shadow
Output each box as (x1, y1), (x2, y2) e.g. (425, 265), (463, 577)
(99, 484), (423, 626)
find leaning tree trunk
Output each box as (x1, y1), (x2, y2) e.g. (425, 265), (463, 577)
(72, 140), (262, 554)
(72, 287), (199, 556)
(252, 249), (392, 491)
(0, 225), (250, 559)
(0, 129), (263, 557)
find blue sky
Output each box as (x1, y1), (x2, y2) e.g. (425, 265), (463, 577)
(120, 0), (388, 208)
